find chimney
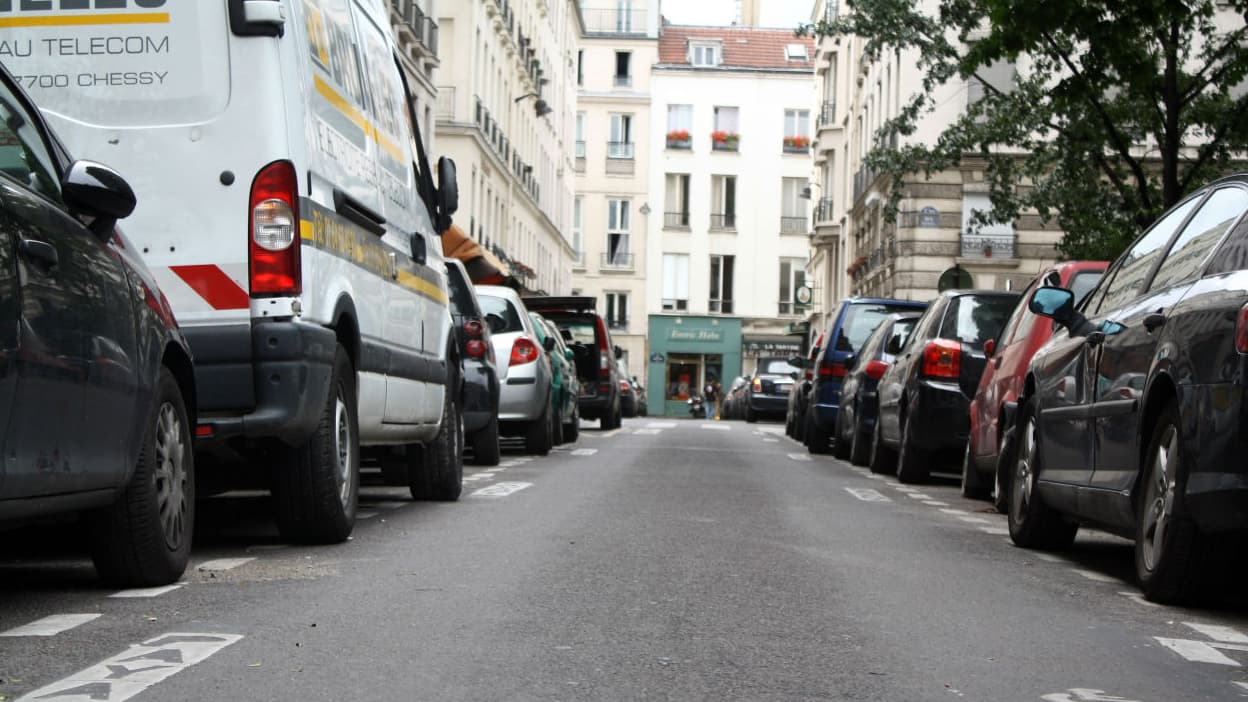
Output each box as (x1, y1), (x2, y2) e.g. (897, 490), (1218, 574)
(735, 0), (760, 26)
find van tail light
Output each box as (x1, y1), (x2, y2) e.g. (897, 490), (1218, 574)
(818, 358), (847, 378)
(466, 340), (487, 358)
(510, 336), (541, 367)
(249, 160), (301, 296)
(598, 325), (612, 380)
(864, 359), (890, 380)
(1237, 304), (1248, 354)
(922, 339), (962, 379)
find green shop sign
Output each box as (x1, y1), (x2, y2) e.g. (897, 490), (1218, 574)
(667, 327), (724, 343)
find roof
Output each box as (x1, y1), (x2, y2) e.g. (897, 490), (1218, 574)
(657, 25), (815, 71)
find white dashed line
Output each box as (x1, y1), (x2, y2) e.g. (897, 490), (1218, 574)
(922, 501), (949, 507)
(1072, 569), (1121, 583)
(979, 527), (1010, 536)
(1119, 591), (1162, 608)
(892, 485), (918, 492)
(701, 423), (730, 431)
(957, 516), (992, 525)
(571, 448), (598, 456)
(109, 584), (184, 599)
(1, 614), (101, 637)
(845, 488), (891, 502)
(866, 474), (888, 480)
(195, 558), (255, 572)
(647, 422), (677, 429)
(939, 508), (969, 515)
(634, 429), (661, 435)
(470, 482), (533, 497)
(1186, 623), (1248, 644)
(907, 493), (934, 500)
(787, 453), (813, 462)
(1155, 637), (1243, 666)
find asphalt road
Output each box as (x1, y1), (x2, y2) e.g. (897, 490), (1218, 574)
(3, 417), (1248, 702)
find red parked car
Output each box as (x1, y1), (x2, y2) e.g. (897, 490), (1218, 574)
(962, 261), (1108, 507)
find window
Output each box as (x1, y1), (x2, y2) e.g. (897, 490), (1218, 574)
(967, 56), (1017, 107)
(781, 178), (806, 233)
(575, 112), (585, 158)
(690, 41), (720, 67)
(615, 0), (634, 32)
(606, 199), (631, 267)
(713, 106), (739, 132)
(961, 192), (1015, 258)
(663, 254), (690, 311)
(938, 295), (1019, 347)
(710, 175), (736, 229)
(1091, 196), (1200, 315)
(779, 258), (806, 315)
(664, 174), (690, 228)
(572, 197), (584, 266)
(667, 104), (693, 132)
(608, 114), (634, 158)
(614, 51), (632, 87)
(1149, 187), (1248, 292)
(785, 43), (808, 61)
(783, 109), (810, 151)
(0, 80), (61, 203)
(606, 292), (629, 329)
(710, 254), (735, 314)
(1206, 212), (1248, 277)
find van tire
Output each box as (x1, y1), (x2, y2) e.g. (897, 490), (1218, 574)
(409, 385), (463, 501)
(471, 417), (501, 466)
(273, 344), (358, 544)
(91, 367), (194, 587)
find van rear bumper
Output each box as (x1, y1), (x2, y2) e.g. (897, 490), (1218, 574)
(185, 321), (337, 446)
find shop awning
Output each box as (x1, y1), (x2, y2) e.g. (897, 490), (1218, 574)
(441, 223), (518, 287)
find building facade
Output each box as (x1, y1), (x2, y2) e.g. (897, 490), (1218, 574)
(434, 0), (583, 295)
(388, 0), (441, 152)
(646, 25), (816, 415)
(570, 1), (661, 376)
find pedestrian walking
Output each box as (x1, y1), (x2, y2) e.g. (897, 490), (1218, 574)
(704, 381), (717, 419)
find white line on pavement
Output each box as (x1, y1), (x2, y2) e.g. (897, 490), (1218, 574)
(892, 485), (918, 492)
(922, 501), (949, 507)
(1072, 569), (1121, 583)
(866, 474), (888, 480)
(470, 482), (533, 498)
(647, 422), (677, 429)
(1033, 553), (1066, 563)
(957, 516), (992, 525)
(939, 508), (969, 515)
(845, 488), (891, 502)
(109, 584), (184, 599)
(1155, 637), (1243, 666)
(195, 558), (255, 572)
(1185, 623), (1248, 644)
(907, 493), (934, 500)
(634, 428), (662, 435)
(571, 448), (598, 456)
(787, 453), (812, 462)
(763, 438), (779, 443)
(701, 423), (730, 431)
(598, 429), (623, 438)
(1, 614), (101, 637)
(15, 633), (243, 702)
(1118, 591), (1162, 608)
(979, 527), (1010, 536)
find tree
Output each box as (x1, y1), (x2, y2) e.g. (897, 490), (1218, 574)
(799, 0), (1248, 261)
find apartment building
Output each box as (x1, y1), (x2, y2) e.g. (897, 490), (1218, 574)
(433, 0), (583, 295)
(570, 1), (660, 375)
(646, 25), (816, 417)
(388, 0), (440, 151)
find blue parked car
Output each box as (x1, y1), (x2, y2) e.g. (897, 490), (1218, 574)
(805, 298), (928, 454)
(832, 311), (923, 464)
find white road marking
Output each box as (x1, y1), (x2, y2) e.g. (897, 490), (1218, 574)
(598, 429), (623, 438)
(1118, 591), (1162, 608)
(922, 501), (949, 507)
(1072, 569), (1120, 584)
(470, 482), (533, 498)
(374, 501), (407, 510)
(866, 474), (888, 480)
(763, 438), (779, 443)
(634, 428), (662, 435)
(701, 423), (730, 431)
(1156, 637), (1243, 666)
(979, 527), (1010, 536)
(1033, 553), (1066, 563)
(499, 461), (523, 467)
(647, 422), (677, 429)
(907, 493), (934, 500)
(787, 453), (812, 462)
(1042, 690), (1143, 702)
(957, 516), (992, 525)
(356, 511), (379, 520)
(1234, 682), (1248, 693)
(571, 448), (598, 456)
(939, 508), (969, 515)
(845, 488), (891, 502)
(1, 614), (101, 637)
(1185, 623), (1248, 644)
(15, 632), (242, 702)
(463, 474), (494, 482)
(195, 558), (255, 572)
(109, 584), (184, 599)
(892, 485), (918, 492)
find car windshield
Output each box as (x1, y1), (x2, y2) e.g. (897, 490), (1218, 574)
(477, 295), (525, 333)
(939, 295), (1019, 346)
(835, 304), (923, 353)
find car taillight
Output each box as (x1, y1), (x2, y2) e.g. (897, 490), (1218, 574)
(466, 340), (487, 358)
(818, 358), (847, 378)
(620, 379), (631, 392)
(510, 336), (540, 367)
(1237, 304), (1248, 354)
(248, 160), (301, 296)
(865, 359), (889, 380)
(922, 339), (961, 378)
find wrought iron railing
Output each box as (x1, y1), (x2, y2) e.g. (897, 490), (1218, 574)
(602, 252), (635, 269)
(664, 211), (689, 228)
(607, 141), (635, 159)
(710, 214), (736, 230)
(781, 216), (807, 234)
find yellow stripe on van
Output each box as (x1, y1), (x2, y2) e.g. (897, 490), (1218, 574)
(0, 12), (170, 27)
(312, 75), (407, 164)
(398, 270), (448, 306)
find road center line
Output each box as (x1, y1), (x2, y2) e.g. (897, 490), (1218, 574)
(109, 584), (184, 599)
(571, 448), (598, 456)
(1, 614), (101, 637)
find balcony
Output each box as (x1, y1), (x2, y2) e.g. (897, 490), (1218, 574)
(424, 16), (439, 57)
(783, 136), (811, 153)
(814, 197), (834, 224)
(960, 233), (1016, 260)
(781, 216), (807, 234)
(852, 164), (877, 203)
(709, 213), (736, 230)
(664, 211), (690, 229)
(607, 142), (634, 159)
(818, 101), (836, 127)
(581, 6), (650, 35)
(602, 252), (635, 270)
(613, 74), (633, 88)
(607, 317), (630, 330)
(575, 140), (586, 158)
(711, 132), (740, 152)
(665, 131), (691, 150)
(709, 299), (734, 314)
(435, 85), (454, 120)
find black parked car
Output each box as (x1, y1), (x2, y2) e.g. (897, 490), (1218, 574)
(522, 297), (623, 429)
(833, 312), (922, 466)
(1010, 176), (1248, 603)
(720, 376), (748, 420)
(446, 259), (501, 465)
(0, 64), (197, 586)
(744, 357), (801, 422)
(872, 290), (1019, 482)
(785, 330), (824, 441)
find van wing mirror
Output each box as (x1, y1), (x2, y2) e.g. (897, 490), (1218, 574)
(436, 157), (459, 233)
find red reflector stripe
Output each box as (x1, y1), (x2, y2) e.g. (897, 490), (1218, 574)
(171, 265), (249, 310)
(195, 425), (214, 438)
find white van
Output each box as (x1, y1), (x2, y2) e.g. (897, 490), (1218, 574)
(0, 0), (464, 543)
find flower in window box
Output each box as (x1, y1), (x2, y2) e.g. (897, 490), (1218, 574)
(783, 136), (811, 149)
(666, 130), (691, 147)
(711, 131), (740, 147)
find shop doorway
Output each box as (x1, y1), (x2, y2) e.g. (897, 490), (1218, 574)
(663, 354), (723, 416)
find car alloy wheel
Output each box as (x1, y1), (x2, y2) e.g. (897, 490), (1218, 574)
(1140, 422), (1179, 573)
(153, 400), (190, 549)
(1011, 415), (1037, 527)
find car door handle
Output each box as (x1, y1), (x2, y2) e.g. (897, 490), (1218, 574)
(1143, 313), (1166, 333)
(19, 238), (58, 267)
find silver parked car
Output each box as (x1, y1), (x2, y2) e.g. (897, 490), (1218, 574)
(475, 286), (556, 455)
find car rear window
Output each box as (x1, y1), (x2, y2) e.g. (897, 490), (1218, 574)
(835, 304), (923, 354)
(542, 314), (599, 346)
(939, 295), (1019, 347)
(760, 359), (799, 375)
(477, 294), (525, 334)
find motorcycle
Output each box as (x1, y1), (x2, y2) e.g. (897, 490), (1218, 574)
(687, 395), (705, 418)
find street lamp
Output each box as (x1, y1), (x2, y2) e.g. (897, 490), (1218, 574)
(515, 92), (553, 117)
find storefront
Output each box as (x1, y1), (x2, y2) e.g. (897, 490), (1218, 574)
(647, 316), (743, 417)
(741, 334), (803, 372)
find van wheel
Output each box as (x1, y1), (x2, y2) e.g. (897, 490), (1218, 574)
(471, 416), (501, 467)
(1136, 401), (1206, 603)
(895, 413), (930, 484)
(409, 385), (463, 501)
(274, 343), (358, 544)
(1008, 400), (1078, 550)
(961, 439), (992, 500)
(563, 406), (580, 443)
(91, 367), (194, 586)
(527, 400), (553, 455)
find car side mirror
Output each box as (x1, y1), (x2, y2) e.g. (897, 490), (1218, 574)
(542, 335), (556, 352)
(984, 338), (996, 358)
(410, 233), (427, 266)
(62, 160), (136, 237)
(789, 371), (798, 380)
(436, 156), (458, 232)
(564, 349), (574, 361)
(614, 345), (623, 360)
(844, 353), (857, 369)
(1029, 287), (1075, 325)
(787, 356), (804, 368)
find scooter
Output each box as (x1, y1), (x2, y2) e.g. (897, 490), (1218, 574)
(687, 395), (705, 418)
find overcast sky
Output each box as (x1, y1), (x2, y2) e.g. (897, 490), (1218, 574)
(660, 0), (814, 28)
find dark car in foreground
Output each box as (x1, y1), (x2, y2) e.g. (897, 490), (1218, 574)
(446, 260), (501, 465)
(785, 331), (824, 441)
(744, 357), (800, 422)
(1009, 177), (1248, 603)
(0, 64), (197, 586)
(523, 297), (623, 429)
(806, 298), (928, 453)
(964, 261), (1106, 505)
(833, 312), (921, 466)
(872, 290), (1019, 482)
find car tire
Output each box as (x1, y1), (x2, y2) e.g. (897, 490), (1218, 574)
(895, 413), (930, 484)
(1135, 401), (1207, 603)
(795, 408), (807, 442)
(563, 407), (580, 444)
(90, 367), (194, 587)
(471, 416), (501, 467)
(745, 404), (757, 423)
(409, 383), (464, 501)
(806, 411), (831, 455)
(832, 408), (852, 460)
(273, 343), (358, 544)
(960, 438), (993, 500)
(552, 402), (566, 445)
(526, 398), (554, 455)
(1008, 400), (1078, 550)
(993, 431), (1014, 515)
(849, 411), (871, 467)
(868, 414), (896, 475)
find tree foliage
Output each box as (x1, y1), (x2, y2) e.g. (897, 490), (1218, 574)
(799, 0), (1248, 261)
